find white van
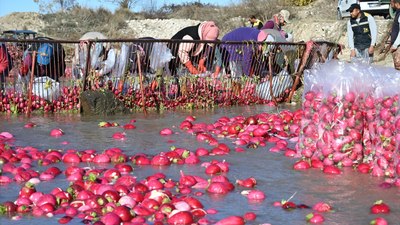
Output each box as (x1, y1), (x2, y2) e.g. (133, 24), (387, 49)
(337, 0), (392, 20)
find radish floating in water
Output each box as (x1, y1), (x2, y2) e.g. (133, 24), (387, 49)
(370, 200), (390, 214)
(306, 213), (325, 224)
(167, 211), (194, 225)
(112, 132), (126, 140)
(50, 129), (64, 137)
(370, 217), (388, 225)
(312, 202), (332, 212)
(241, 190), (265, 201)
(160, 128), (173, 135)
(215, 215), (245, 225)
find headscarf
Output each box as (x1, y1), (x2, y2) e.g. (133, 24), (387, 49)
(200, 21), (219, 41)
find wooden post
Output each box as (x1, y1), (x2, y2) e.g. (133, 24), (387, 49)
(137, 51), (147, 115)
(27, 51), (37, 117)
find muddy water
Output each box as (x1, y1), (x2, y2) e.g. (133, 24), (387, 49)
(1, 105), (400, 225)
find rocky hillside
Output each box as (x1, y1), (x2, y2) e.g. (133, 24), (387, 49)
(0, 0), (394, 66)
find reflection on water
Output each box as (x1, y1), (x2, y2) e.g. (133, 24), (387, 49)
(1, 104), (400, 225)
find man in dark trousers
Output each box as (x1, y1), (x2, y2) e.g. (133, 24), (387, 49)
(390, 0), (400, 69)
(346, 3), (377, 64)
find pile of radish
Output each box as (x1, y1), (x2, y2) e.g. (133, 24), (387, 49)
(296, 61), (400, 182)
(0, 61), (398, 224)
(0, 76), (271, 114)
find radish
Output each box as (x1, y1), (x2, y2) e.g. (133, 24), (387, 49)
(370, 200), (390, 214)
(293, 160), (311, 170)
(306, 213), (325, 224)
(50, 129), (64, 137)
(370, 217), (388, 225)
(313, 202), (332, 212)
(160, 128), (173, 135)
(323, 165), (342, 175)
(112, 132), (126, 140)
(167, 211), (194, 225)
(236, 177), (257, 188)
(243, 212), (256, 221)
(100, 212), (122, 225)
(241, 190), (265, 201)
(123, 123), (136, 129)
(215, 215), (245, 225)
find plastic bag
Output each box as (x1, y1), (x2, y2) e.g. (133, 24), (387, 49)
(149, 42), (173, 71)
(255, 70), (293, 100)
(33, 76), (60, 101)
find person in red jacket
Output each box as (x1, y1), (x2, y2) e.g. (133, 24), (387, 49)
(0, 43), (12, 91)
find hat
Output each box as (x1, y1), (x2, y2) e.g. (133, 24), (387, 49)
(201, 21), (219, 41)
(279, 10), (290, 23)
(346, 3), (361, 12)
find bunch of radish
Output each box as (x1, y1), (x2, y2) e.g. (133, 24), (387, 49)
(296, 61), (400, 179)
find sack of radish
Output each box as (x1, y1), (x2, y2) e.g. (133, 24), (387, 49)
(362, 71), (400, 177)
(297, 61), (383, 170)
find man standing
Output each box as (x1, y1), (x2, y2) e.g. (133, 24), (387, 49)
(390, 0), (400, 69)
(346, 3), (377, 63)
(248, 15), (263, 30)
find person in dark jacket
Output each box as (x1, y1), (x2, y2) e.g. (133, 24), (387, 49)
(248, 15), (263, 30)
(169, 21), (220, 76)
(346, 3), (377, 64)
(390, 0), (400, 69)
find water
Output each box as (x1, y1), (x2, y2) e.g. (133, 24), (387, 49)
(1, 105), (400, 225)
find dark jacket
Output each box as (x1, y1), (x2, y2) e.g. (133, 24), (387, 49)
(391, 10), (400, 45)
(350, 12), (372, 50)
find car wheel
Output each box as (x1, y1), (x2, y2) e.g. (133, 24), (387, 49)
(337, 9), (343, 20)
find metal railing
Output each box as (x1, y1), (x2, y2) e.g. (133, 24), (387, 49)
(0, 38), (341, 114)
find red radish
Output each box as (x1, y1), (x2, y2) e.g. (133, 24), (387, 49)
(50, 129), (64, 137)
(306, 213), (325, 224)
(123, 123), (136, 129)
(293, 160), (311, 170)
(62, 152), (81, 163)
(93, 154), (111, 164)
(113, 205), (134, 222)
(241, 190), (266, 201)
(236, 177), (257, 188)
(184, 196), (203, 209)
(370, 217), (388, 225)
(243, 212), (256, 221)
(167, 211), (194, 225)
(112, 132), (126, 140)
(160, 128), (173, 135)
(313, 202), (332, 212)
(24, 122), (36, 128)
(370, 200), (390, 214)
(206, 182), (230, 194)
(58, 216), (72, 224)
(215, 215), (245, 225)
(100, 212), (122, 225)
(151, 154), (171, 166)
(282, 201), (297, 210)
(179, 171), (197, 187)
(323, 165), (342, 175)
(205, 164), (221, 175)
